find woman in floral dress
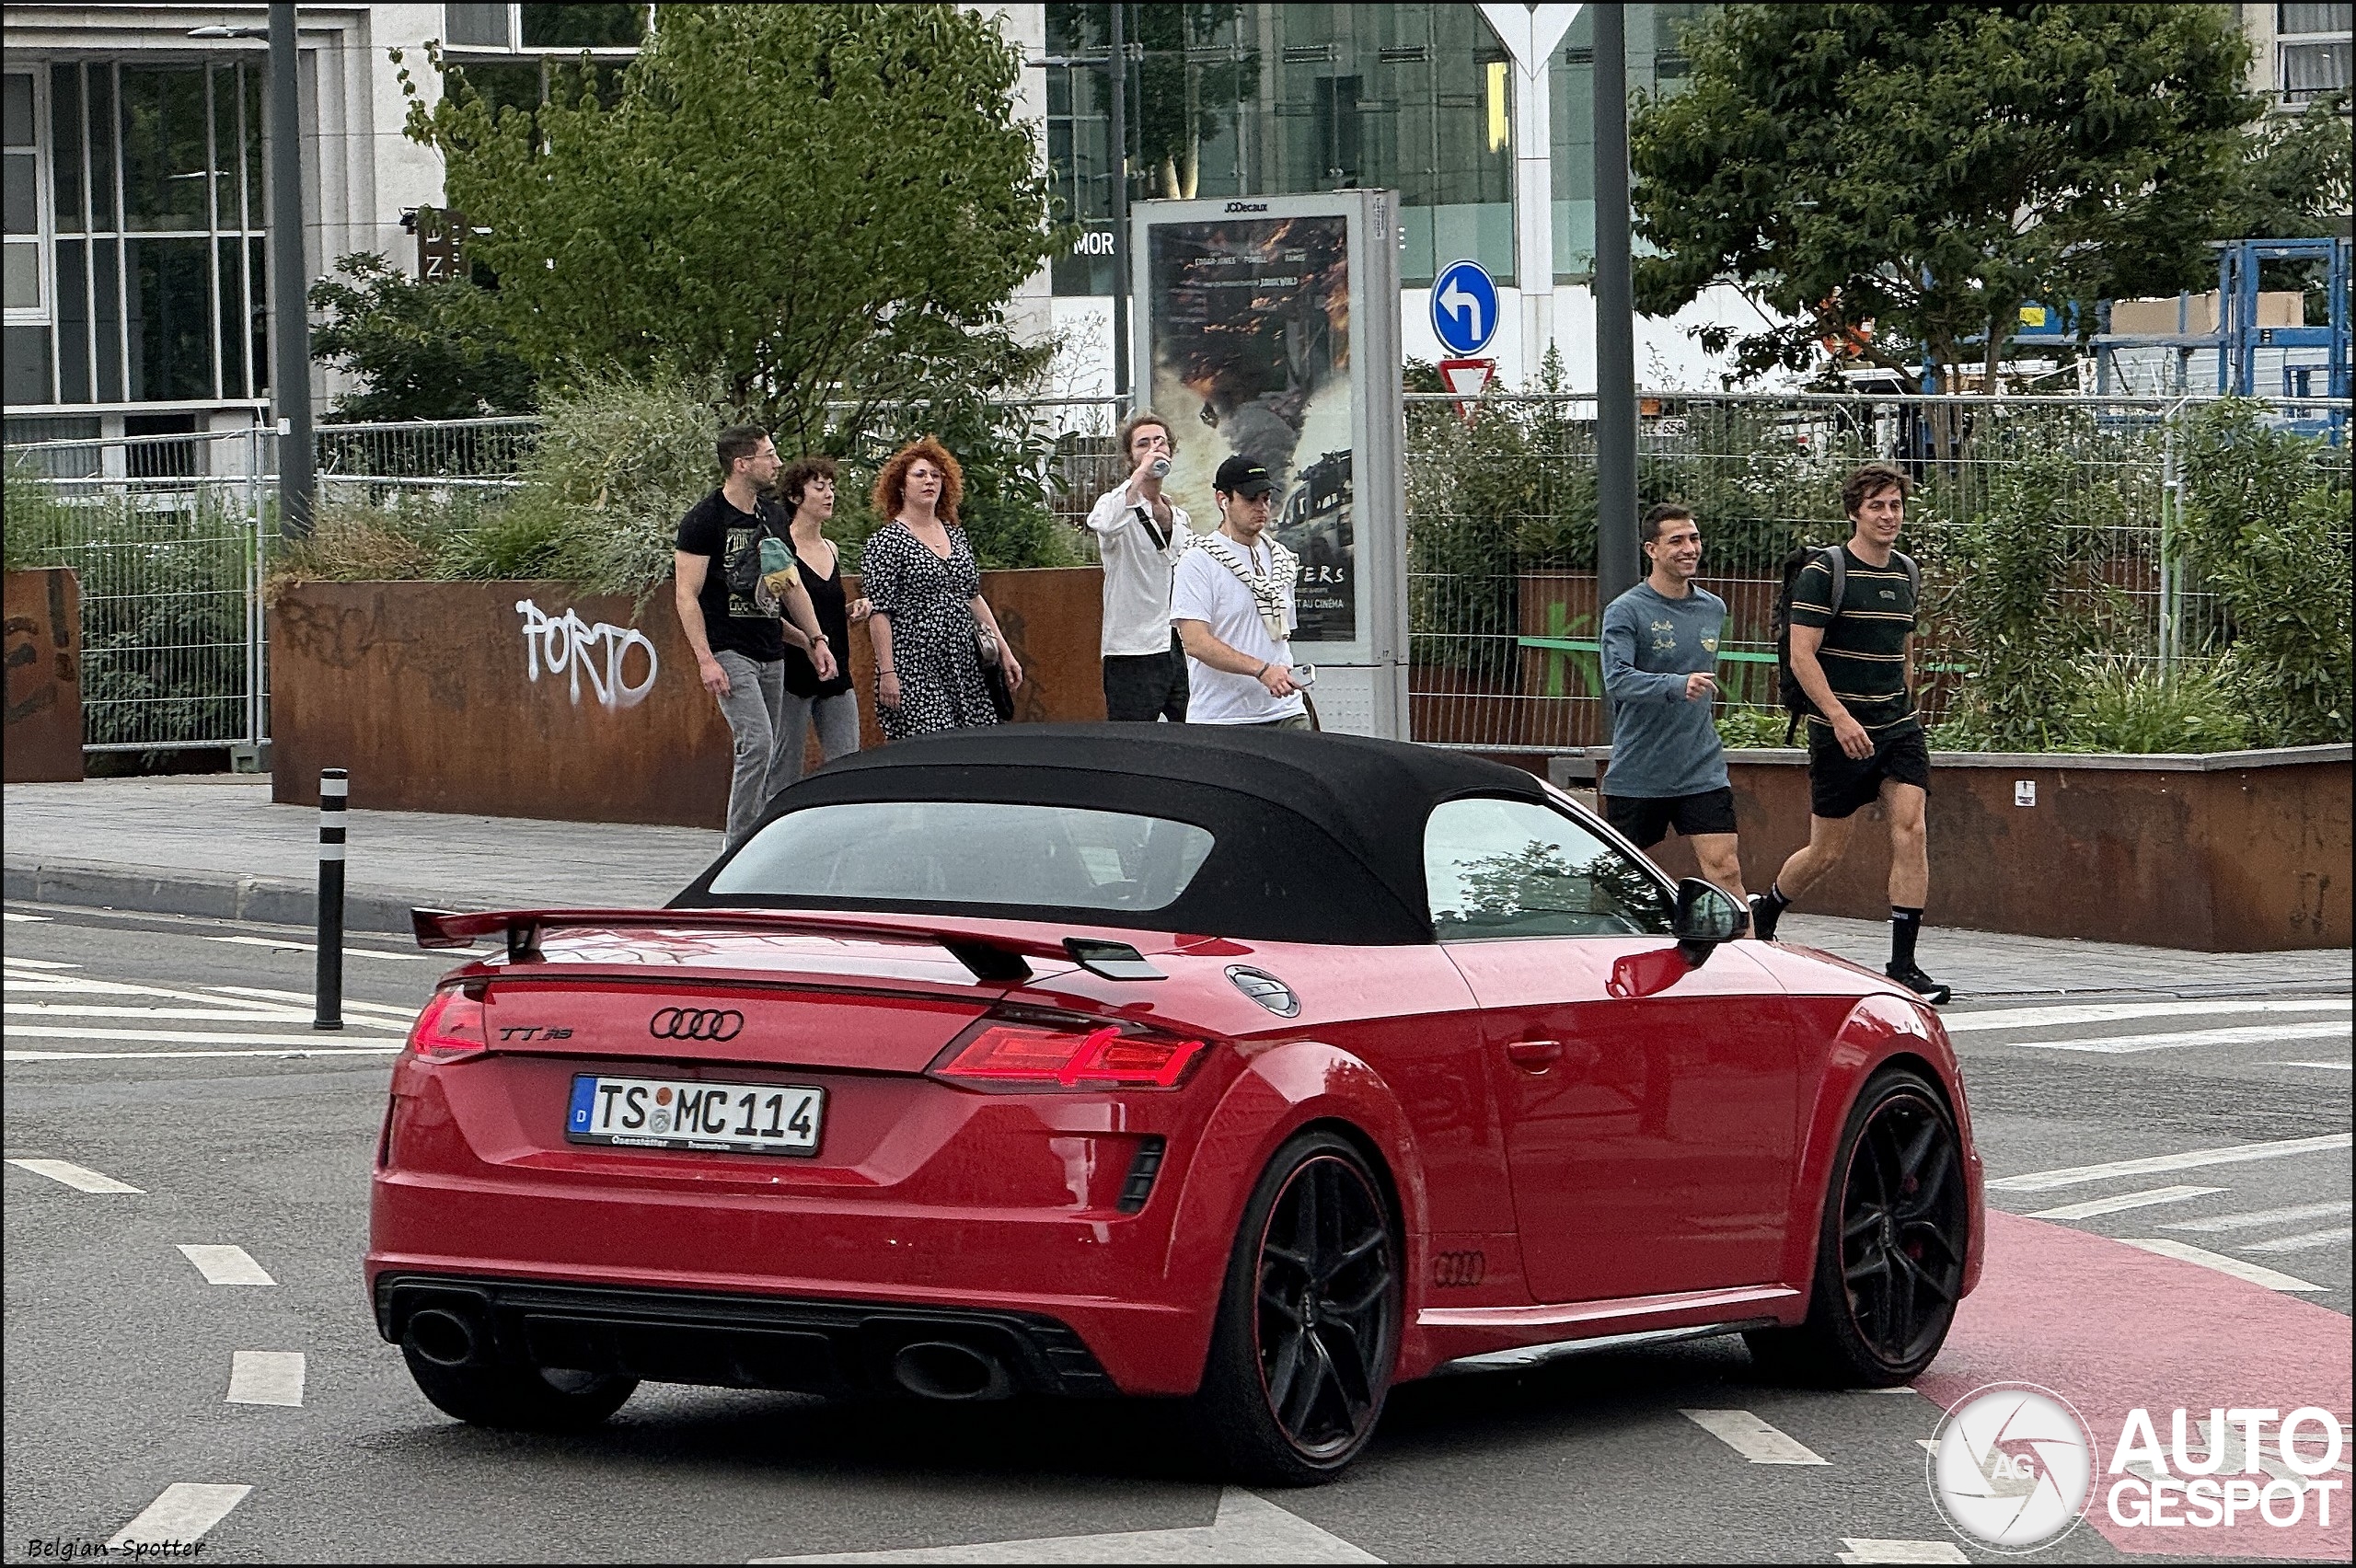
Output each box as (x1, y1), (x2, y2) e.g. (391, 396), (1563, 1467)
(860, 437), (1022, 741)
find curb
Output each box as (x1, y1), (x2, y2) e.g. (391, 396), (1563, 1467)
(6, 859), (430, 937)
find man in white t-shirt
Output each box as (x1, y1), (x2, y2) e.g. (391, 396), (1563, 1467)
(1086, 411), (1193, 721)
(1170, 455), (1309, 729)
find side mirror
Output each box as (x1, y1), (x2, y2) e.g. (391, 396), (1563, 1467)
(1672, 878), (1745, 965)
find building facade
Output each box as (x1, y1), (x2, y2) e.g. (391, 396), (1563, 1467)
(5, 2), (2348, 450)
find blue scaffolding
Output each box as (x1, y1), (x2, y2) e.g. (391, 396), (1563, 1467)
(2093, 236), (2351, 440)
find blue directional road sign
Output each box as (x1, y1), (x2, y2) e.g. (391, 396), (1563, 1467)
(1430, 259), (1499, 357)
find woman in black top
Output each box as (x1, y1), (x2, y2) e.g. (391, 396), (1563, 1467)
(773, 455), (867, 784)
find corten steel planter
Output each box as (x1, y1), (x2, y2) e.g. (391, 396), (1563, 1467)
(269, 570), (1109, 825)
(4, 568), (85, 783)
(1579, 745), (2352, 952)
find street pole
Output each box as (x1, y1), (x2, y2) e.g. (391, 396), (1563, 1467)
(1592, 3), (1639, 608)
(314, 767), (346, 1031)
(1108, 3), (1130, 405)
(269, 1), (315, 540)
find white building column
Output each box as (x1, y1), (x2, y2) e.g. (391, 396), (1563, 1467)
(1477, 3), (1579, 375)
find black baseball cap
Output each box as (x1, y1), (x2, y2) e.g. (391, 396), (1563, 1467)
(1213, 455), (1276, 498)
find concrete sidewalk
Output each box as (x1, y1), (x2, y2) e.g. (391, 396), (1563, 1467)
(6, 776), (2347, 999)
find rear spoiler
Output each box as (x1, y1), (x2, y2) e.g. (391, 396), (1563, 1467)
(409, 908), (1165, 985)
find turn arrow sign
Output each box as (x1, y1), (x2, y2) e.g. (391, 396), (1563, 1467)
(1438, 277), (1483, 343)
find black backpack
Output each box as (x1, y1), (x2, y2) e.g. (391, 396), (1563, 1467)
(1773, 544), (1919, 741)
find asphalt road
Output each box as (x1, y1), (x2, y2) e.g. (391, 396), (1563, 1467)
(5, 900), (2348, 1565)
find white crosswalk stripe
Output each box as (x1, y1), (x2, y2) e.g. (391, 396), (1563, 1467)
(2159, 1199), (2351, 1233)
(1835, 1542), (1969, 1565)
(109, 1484), (251, 1550)
(2240, 1227), (2353, 1255)
(6, 1157), (143, 1193)
(1988, 1133), (2352, 1191)
(2010, 1020), (2350, 1055)
(2116, 1239), (2325, 1293)
(2027, 1184), (2223, 1220)
(1943, 997), (2350, 1033)
(226, 1351), (306, 1407)
(177, 1245), (275, 1286)
(1680, 1409), (1831, 1464)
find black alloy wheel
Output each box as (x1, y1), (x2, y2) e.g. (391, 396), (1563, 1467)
(1194, 1131), (1401, 1484)
(1748, 1067), (1969, 1385)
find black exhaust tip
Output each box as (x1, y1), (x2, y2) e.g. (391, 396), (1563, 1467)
(403, 1305), (482, 1368)
(891, 1340), (1013, 1401)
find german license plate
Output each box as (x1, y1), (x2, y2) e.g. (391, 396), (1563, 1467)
(566, 1075), (823, 1157)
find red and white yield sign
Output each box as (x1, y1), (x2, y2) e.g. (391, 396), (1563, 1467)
(1437, 357), (1496, 425)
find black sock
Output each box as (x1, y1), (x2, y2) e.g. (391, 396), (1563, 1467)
(1891, 905), (1924, 969)
(1761, 883), (1792, 916)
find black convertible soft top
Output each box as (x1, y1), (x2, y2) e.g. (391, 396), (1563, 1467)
(676, 723), (1554, 945)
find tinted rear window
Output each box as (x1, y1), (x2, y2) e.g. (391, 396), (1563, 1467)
(709, 801), (1216, 913)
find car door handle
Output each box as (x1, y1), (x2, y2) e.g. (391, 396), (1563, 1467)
(1505, 1038), (1563, 1071)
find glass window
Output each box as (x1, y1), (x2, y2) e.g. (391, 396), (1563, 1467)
(55, 238), (88, 400)
(51, 64), (82, 234)
(450, 60), (549, 121)
(1043, 4), (1515, 293)
(4, 236), (38, 310)
(3, 72), (31, 145)
(1425, 796), (1672, 939)
(5, 323), (51, 402)
(1552, 3), (1707, 283)
(711, 801), (1218, 913)
(2282, 40), (2351, 96)
(521, 3), (645, 49)
(119, 66), (212, 234)
(445, 4), (511, 48)
(2279, 5), (2353, 36)
(124, 236), (214, 400)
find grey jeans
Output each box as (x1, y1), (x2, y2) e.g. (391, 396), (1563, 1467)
(713, 651), (788, 847)
(776, 688), (861, 788)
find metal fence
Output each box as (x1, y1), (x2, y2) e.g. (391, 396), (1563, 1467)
(1403, 389), (2351, 751)
(6, 391), (2346, 755)
(2, 418), (545, 754)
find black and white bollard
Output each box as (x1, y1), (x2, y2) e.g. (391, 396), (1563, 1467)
(314, 767), (346, 1032)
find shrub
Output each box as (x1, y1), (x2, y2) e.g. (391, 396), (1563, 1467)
(1925, 447), (2131, 752)
(2172, 399), (2352, 745)
(2056, 655), (2250, 754)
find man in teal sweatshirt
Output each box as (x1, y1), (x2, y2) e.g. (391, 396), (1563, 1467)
(1599, 502), (1748, 911)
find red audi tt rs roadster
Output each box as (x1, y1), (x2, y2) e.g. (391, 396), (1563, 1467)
(368, 725), (1982, 1483)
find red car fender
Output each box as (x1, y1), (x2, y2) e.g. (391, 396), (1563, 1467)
(1161, 1039), (1429, 1326)
(1783, 994), (1986, 1309)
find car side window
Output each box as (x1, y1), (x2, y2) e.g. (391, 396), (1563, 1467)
(1424, 797), (1674, 940)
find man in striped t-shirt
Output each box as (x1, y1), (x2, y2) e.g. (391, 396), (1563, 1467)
(1750, 463), (1946, 1004)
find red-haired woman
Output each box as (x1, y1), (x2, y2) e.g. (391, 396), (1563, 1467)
(860, 437), (1022, 740)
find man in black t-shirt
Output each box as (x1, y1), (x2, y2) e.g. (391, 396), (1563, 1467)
(674, 425), (837, 847)
(1750, 462), (1948, 1005)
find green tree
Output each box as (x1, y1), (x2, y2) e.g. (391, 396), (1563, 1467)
(1630, 5), (2263, 389)
(398, 3), (1060, 455)
(2225, 93), (2355, 242)
(307, 252), (539, 421)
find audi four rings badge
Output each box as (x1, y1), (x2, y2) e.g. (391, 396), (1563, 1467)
(648, 1008), (745, 1041)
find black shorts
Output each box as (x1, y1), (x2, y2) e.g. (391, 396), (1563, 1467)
(1602, 786), (1738, 849)
(1808, 721), (1932, 819)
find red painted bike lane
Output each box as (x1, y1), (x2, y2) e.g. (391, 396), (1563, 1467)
(1917, 1209), (2351, 1561)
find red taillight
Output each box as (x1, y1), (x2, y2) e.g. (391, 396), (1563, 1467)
(407, 986), (489, 1063)
(931, 1014), (1210, 1090)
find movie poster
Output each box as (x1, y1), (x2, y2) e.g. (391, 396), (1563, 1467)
(1147, 214), (1357, 645)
